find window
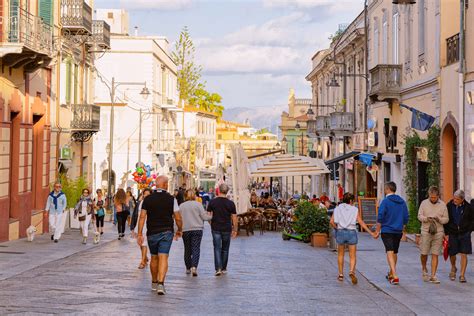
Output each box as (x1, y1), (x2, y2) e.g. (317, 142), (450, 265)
(382, 13), (388, 63)
(446, 33), (460, 65)
(405, 7), (412, 69)
(218, 134), (222, 140)
(373, 19), (379, 65)
(418, 0), (425, 56)
(384, 162), (391, 183)
(392, 11), (400, 64)
(65, 59), (72, 104)
(39, 0), (53, 26)
(108, 12), (113, 19)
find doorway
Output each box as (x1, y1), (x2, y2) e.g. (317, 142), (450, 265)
(418, 161), (429, 206)
(441, 124), (457, 201)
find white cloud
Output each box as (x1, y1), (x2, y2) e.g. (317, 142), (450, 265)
(119, 0), (193, 10)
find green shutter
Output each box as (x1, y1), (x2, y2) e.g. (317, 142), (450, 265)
(65, 59), (71, 104)
(38, 0), (53, 26)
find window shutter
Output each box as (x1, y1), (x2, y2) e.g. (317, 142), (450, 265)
(65, 59), (72, 104)
(38, 0), (53, 26)
(9, 0), (20, 42)
(74, 64), (78, 104)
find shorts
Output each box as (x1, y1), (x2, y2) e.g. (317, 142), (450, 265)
(381, 233), (403, 254)
(448, 233), (472, 256)
(335, 229), (358, 245)
(147, 231), (173, 255)
(420, 232), (444, 255)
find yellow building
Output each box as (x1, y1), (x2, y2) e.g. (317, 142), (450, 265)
(216, 120), (279, 167)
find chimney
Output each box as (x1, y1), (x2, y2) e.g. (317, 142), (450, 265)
(134, 26), (138, 36)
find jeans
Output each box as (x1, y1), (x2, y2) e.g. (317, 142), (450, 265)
(117, 211), (129, 235)
(183, 230), (203, 269)
(212, 230), (231, 271)
(113, 205), (117, 225)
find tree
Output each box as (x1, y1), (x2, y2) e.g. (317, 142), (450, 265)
(171, 26), (202, 104)
(255, 128), (270, 134)
(188, 84), (224, 118)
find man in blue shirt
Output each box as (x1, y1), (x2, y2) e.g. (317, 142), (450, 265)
(374, 181), (409, 285)
(45, 182), (67, 243)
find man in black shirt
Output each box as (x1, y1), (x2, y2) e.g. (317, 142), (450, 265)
(137, 176), (183, 295)
(207, 183), (238, 276)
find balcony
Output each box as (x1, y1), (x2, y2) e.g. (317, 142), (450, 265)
(0, 7), (53, 72)
(89, 20), (110, 49)
(330, 112), (354, 136)
(70, 104), (100, 142)
(315, 116), (331, 136)
(60, 0), (92, 34)
(446, 33), (460, 65)
(369, 64), (402, 102)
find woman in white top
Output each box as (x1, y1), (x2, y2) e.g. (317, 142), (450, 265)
(330, 192), (375, 284)
(131, 188), (152, 269)
(74, 188), (95, 245)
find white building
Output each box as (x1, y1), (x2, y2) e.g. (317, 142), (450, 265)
(93, 9), (179, 194)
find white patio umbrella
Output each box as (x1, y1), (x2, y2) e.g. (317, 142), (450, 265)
(230, 144), (251, 214)
(247, 154), (330, 177)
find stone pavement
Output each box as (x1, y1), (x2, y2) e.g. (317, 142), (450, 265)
(0, 224), (473, 315)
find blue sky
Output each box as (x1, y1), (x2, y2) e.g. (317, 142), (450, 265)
(94, 0), (363, 108)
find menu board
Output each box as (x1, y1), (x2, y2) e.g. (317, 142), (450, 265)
(358, 198), (378, 225)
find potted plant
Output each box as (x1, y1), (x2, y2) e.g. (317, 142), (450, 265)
(59, 174), (89, 229)
(293, 202), (330, 247)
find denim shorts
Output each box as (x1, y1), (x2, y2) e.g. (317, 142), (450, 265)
(147, 231), (173, 255)
(336, 229), (358, 245)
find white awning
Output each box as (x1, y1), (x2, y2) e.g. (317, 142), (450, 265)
(247, 154), (330, 177)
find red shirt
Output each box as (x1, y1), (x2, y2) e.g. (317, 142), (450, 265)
(320, 195), (329, 203)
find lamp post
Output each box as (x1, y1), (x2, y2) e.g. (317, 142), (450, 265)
(107, 77), (150, 206)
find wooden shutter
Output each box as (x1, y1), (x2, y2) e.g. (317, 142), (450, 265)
(74, 64), (78, 104)
(39, 0), (53, 26)
(66, 59), (72, 104)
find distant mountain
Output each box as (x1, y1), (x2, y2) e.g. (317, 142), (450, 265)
(223, 105), (287, 135)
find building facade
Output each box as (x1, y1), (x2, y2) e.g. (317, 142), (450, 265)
(93, 8), (179, 195)
(465, 1), (474, 200)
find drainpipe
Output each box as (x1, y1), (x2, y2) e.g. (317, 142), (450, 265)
(459, 0), (465, 190)
(364, 0), (369, 137)
(55, 11), (63, 181)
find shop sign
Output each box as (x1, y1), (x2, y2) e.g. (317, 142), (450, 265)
(368, 132), (377, 147)
(345, 159), (354, 170)
(60, 146), (71, 160)
(352, 132), (366, 151)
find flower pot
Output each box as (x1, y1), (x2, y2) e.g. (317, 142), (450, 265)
(311, 233), (328, 247)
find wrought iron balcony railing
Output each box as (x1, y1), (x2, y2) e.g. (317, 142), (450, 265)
(330, 112), (354, 134)
(369, 64), (402, 102)
(71, 104), (100, 142)
(0, 7), (53, 57)
(60, 0), (92, 34)
(90, 20), (110, 49)
(446, 33), (460, 65)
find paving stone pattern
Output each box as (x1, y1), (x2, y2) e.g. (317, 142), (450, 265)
(0, 224), (473, 315)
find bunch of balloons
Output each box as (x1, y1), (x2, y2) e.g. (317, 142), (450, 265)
(132, 163), (156, 189)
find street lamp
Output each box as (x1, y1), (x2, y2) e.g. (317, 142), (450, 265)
(295, 122), (301, 131)
(107, 77), (150, 206)
(327, 76), (340, 88)
(306, 107), (315, 121)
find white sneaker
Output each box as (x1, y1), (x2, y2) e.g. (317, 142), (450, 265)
(82, 237), (87, 244)
(215, 270), (222, 276)
(222, 269), (227, 275)
(157, 284), (166, 295)
(151, 282), (158, 291)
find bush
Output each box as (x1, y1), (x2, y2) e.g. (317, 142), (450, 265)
(293, 201), (330, 241)
(56, 174), (89, 209)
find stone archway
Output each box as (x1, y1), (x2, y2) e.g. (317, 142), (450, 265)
(441, 113), (459, 201)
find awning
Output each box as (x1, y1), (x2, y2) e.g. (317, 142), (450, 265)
(247, 153), (330, 177)
(325, 151), (360, 166)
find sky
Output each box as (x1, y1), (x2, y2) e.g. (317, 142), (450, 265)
(94, 0), (364, 109)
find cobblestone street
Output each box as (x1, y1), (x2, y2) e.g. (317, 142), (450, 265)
(1, 225), (473, 315)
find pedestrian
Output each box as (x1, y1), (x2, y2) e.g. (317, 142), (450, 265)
(292, 190), (301, 200)
(330, 192), (376, 284)
(319, 192), (330, 204)
(444, 190), (474, 283)
(114, 188), (130, 240)
(195, 189), (203, 203)
(45, 181), (67, 243)
(137, 176), (183, 295)
(337, 184), (344, 202)
(373, 182), (409, 285)
(180, 189), (212, 277)
(177, 184), (186, 205)
(417, 186), (449, 283)
(74, 188), (95, 245)
(131, 188), (152, 269)
(94, 189), (106, 235)
(207, 183), (238, 276)
(208, 187), (216, 200)
(126, 190), (136, 228)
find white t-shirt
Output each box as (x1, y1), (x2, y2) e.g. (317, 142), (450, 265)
(333, 203), (359, 230)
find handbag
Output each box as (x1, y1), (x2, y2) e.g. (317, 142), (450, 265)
(428, 219), (437, 235)
(97, 208), (105, 217)
(443, 238), (449, 261)
(78, 215), (86, 221)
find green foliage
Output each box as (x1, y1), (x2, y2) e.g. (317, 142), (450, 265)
(58, 174), (89, 209)
(293, 201), (330, 241)
(328, 29), (344, 44)
(188, 83), (224, 118)
(255, 128), (270, 135)
(171, 26), (202, 103)
(402, 126), (441, 234)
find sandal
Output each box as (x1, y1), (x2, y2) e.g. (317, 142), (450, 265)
(459, 276), (467, 283)
(390, 277), (400, 285)
(349, 272), (358, 285)
(449, 268), (457, 281)
(337, 274), (344, 281)
(138, 262), (146, 269)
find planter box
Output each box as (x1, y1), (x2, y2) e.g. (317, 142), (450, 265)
(311, 233), (328, 247)
(69, 209), (80, 229)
